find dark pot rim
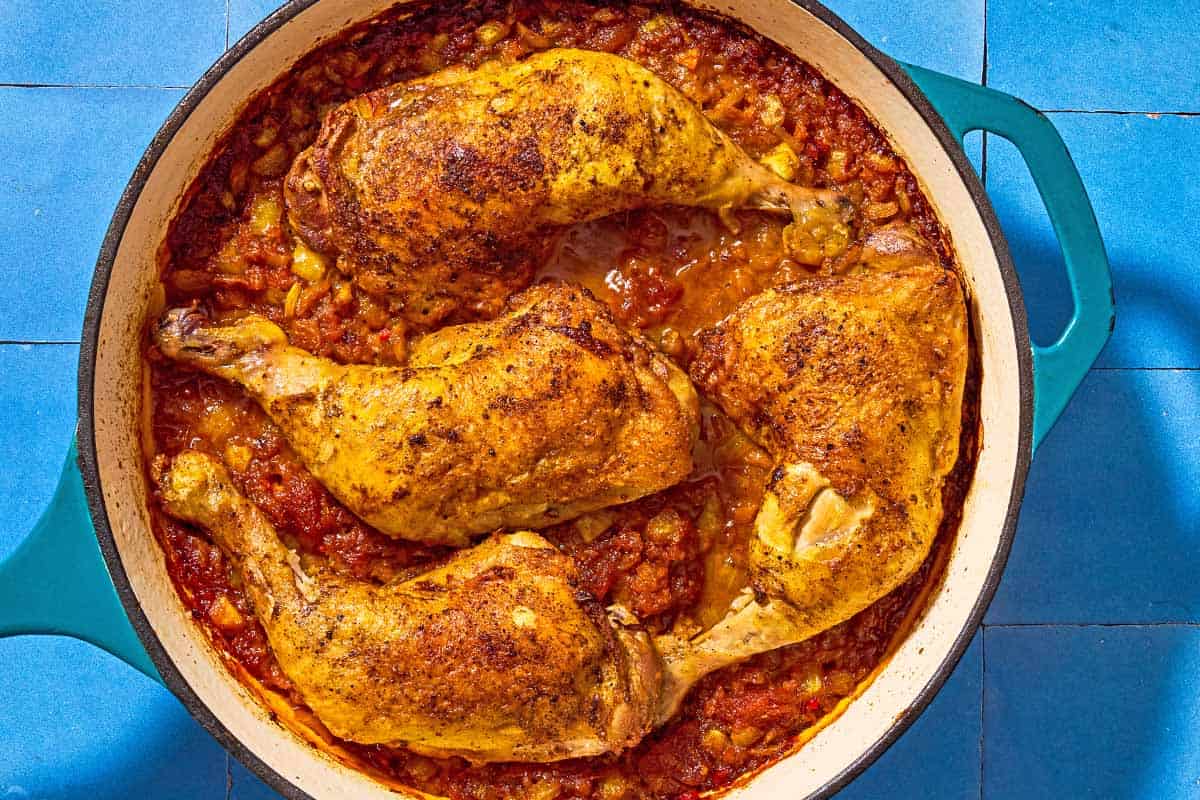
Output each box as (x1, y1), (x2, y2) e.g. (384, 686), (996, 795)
(76, 1), (1033, 798)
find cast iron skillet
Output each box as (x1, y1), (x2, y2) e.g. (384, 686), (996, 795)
(0, 1), (1113, 797)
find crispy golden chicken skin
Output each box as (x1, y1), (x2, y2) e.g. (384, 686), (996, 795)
(156, 451), (662, 762)
(154, 268), (969, 759)
(153, 283), (699, 547)
(692, 265), (967, 504)
(285, 48), (851, 322)
(690, 264), (968, 616)
(653, 265), (968, 716)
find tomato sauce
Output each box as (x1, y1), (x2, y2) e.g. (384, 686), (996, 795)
(146, 1), (980, 798)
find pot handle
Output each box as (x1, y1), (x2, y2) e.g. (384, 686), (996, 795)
(901, 64), (1114, 450)
(0, 439), (161, 682)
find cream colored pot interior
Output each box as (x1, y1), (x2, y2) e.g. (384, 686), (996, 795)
(89, 0), (1023, 796)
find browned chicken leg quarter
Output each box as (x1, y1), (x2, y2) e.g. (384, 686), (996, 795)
(153, 283), (699, 547)
(655, 264), (969, 717)
(156, 451), (662, 762)
(285, 48), (853, 320)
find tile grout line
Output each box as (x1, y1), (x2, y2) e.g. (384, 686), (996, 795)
(979, 623), (986, 800)
(1092, 366), (1200, 372)
(226, 0), (232, 50)
(0, 89), (1188, 116)
(0, 82), (189, 90)
(980, 0), (988, 190)
(981, 0), (989, 89)
(981, 132), (988, 186)
(0, 344), (1189, 369)
(0, 340), (80, 346)
(989, 621), (1200, 629)
(225, 754), (233, 800)
(0, 353), (1191, 370)
(1043, 109), (1200, 116)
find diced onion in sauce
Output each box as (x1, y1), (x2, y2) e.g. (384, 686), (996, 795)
(291, 241), (328, 282)
(283, 282), (301, 318)
(249, 194), (282, 235)
(866, 201), (900, 221)
(826, 149), (851, 182)
(475, 20), (511, 45)
(208, 596), (245, 632)
(759, 141), (799, 181)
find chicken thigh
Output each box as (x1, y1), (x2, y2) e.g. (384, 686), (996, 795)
(153, 283), (699, 547)
(285, 48), (852, 320)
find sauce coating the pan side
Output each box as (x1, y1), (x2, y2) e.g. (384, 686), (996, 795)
(146, 1), (980, 797)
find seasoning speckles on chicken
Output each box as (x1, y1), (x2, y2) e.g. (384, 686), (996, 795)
(156, 450), (663, 762)
(653, 264), (968, 717)
(284, 48), (853, 322)
(153, 265), (968, 763)
(152, 283), (699, 547)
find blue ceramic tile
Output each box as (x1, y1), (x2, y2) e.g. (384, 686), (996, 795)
(985, 625), (1200, 800)
(0, 344), (79, 555)
(988, 369), (1200, 625)
(230, 758), (284, 800)
(825, 0), (984, 82)
(963, 130), (985, 179)
(0, 88), (182, 342)
(229, 0), (286, 46)
(0, 636), (227, 799)
(987, 112), (1200, 369)
(0, 347), (225, 797)
(0, 1), (224, 87)
(984, 133), (1073, 353)
(989, 0), (1200, 111)
(836, 632), (982, 799)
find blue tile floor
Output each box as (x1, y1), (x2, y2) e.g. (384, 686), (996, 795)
(1, 1), (1196, 798)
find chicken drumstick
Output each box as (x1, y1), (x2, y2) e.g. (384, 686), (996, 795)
(153, 283), (699, 547)
(285, 48), (852, 321)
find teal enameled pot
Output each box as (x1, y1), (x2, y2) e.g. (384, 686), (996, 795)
(0, 1), (1113, 798)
